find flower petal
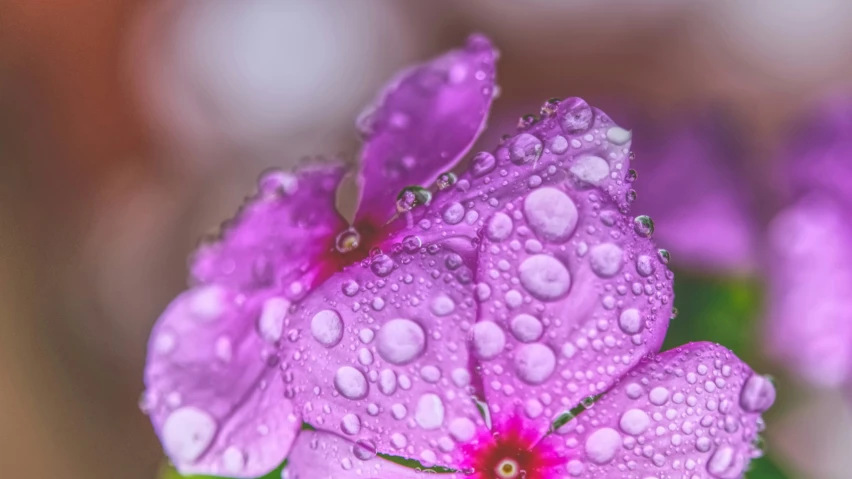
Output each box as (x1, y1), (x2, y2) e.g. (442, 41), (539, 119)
(287, 237), (486, 469)
(766, 194), (852, 387)
(782, 99), (852, 206)
(412, 99), (673, 433)
(552, 342), (774, 479)
(629, 111), (757, 273)
(283, 430), (432, 479)
(355, 34), (497, 224)
(144, 286), (300, 477)
(191, 163), (348, 289)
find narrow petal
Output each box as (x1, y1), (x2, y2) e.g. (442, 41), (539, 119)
(283, 430), (443, 479)
(355, 34), (497, 224)
(629, 111), (757, 273)
(551, 342), (774, 478)
(766, 194), (852, 387)
(287, 237), (486, 469)
(410, 98), (673, 434)
(191, 163), (348, 289)
(144, 286), (300, 477)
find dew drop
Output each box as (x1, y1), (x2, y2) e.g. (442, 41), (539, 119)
(518, 254), (571, 301)
(370, 254), (395, 277)
(514, 343), (556, 384)
(415, 394), (445, 430)
(508, 133), (543, 165)
(618, 308), (643, 335)
(619, 409), (651, 435)
(510, 314), (543, 343)
(636, 255), (655, 277)
(340, 413), (361, 435)
(523, 187), (579, 243)
(396, 186), (432, 213)
(740, 375), (776, 413)
(486, 212), (514, 242)
(633, 215), (655, 237)
(162, 407), (217, 463)
(559, 98), (593, 133)
(472, 321), (506, 359)
(376, 319), (426, 365)
(258, 297), (289, 343)
(606, 126), (632, 145)
(443, 202), (466, 225)
(589, 243), (624, 278)
(430, 295), (456, 316)
(471, 151), (496, 177)
(436, 172), (458, 190)
(334, 366), (368, 400)
(570, 156), (610, 185)
(310, 310), (343, 347)
(335, 228), (361, 253)
(584, 427), (621, 464)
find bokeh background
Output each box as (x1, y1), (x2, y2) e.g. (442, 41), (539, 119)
(2, 1), (851, 478)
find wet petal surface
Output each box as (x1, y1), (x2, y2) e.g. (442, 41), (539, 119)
(552, 342), (774, 479)
(144, 287), (300, 477)
(766, 194), (852, 387)
(191, 163), (348, 289)
(283, 430), (431, 479)
(355, 34), (497, 224)
(409, 98), (673, 433)
(287, 237), (486, 469)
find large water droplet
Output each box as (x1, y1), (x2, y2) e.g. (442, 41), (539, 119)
(430, 295), (456, 316)
(449, 418), (476, 442)
(508, 133), (543, 164)
(619, 409), (650, 435)
(472, 321), (506, 359)
(258, 297), (289, 343)
(584, 427), (621, 464)
(514, 343), (556, 384)
(414, 393), (445, 430)
(334, 366), (368, 400)
(519, 254), (571, 301)
(589, 243), (624, 278)
(222, 447), (245, 474)
(443, 202), (466, 225)
(740, 375), (776, 413)
(376, 319), (426, 365)
(524, 187), (579, 243)
(559, 98), (593, 134)
(618, 308), (643, 334)
(340, 413), (361, 435)
(436, 172), (458, 190)
(486, 212), (514, 242)
(311, 310), (343, 347)
(606, 126), (632, 145)
(707, 445), (744, 478)
(471, 151), (496, 177)
(370, 254), (395, 277)
(510, 314), (543, 343)
(162, 407), (217, 463)
(570, 156), (610, 185)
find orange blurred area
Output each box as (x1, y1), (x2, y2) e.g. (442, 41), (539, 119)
(1, 1), (851, 478)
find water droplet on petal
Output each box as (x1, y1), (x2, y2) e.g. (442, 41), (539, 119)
(618, 308), (643, 334)
(436, 172), (458, 190)
(222, 447), (246, 474)
(258, 297), (289, 343)
(633, 215), (655, 237)
(619, 409), (651, 435)
(486, 213), (514, 242)
(740, 375), (776, 413)
(508, 133), (543, 164)
(585, 427), (621, 465)
(559, 98), (593, 134)
(635, 255), (655, 277)
(510, 314), (543, 343)
(519, 254), (571, 300)
(472, 321), (506, 359)
(334, 366), (368, 400)
(370, 254), (395, 277)
(570, 156), (610, 185)
(606, 126), (632, 145)
(443, 202), (466, 224)
(657, 248), (671, 264)
(311, 310), (343, 347)
(401, 235), (422, 253)
(340, 413), (361, 435)
(335, 228), (361, 253)
(707, 445), (745, 478)
(524, 187), (579, 243)
(589, 243), (624, 278)
(514, 343), (556, 384)
(376, 319), (426, 365)
(162, 407), (217, 463)
(415, 393), (445, 430)
(471, 151), (496, 177)
(396, 186), (432, 213)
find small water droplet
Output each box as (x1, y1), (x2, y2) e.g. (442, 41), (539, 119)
(633, 215), (655, 237)
(657, 248), (671, 264)
(471, 151), (496, 177)
(436, 172), (458, 190)
(508, 133), (543, 165)
(396, 186), (432, 213)
(559, 98), (593, 134)
(539, 98), (561, 118)
(335, 228), (361, 253)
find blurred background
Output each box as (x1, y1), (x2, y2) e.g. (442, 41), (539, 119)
(2, 1), (851, 478)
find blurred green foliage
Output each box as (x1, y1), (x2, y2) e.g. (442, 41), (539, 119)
(158, 269), (793, 479)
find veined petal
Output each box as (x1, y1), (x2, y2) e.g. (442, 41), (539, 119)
(191, 162), (348, 290)
(551, 342), (774, 479)
(144, 286), (300, 477)
(283, 430), (440, 478)
(355, 34), (497, 224)
(287, 237), (486, 469)
(411, 98), (673, 434)
(766, 194), (852, 387)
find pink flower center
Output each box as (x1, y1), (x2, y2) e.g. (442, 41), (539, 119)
(462, 418), (564, 479)
(312, 219), (389, 287)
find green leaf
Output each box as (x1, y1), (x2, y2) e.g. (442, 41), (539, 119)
(746, 454), (794, 479)
(662, 270), (764, 363)
(158, 462), (285, 479)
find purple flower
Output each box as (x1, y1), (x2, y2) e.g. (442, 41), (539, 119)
(628, 111), (758, 274)
(143, 36), (774, 478)
(765, 100), (852, 388)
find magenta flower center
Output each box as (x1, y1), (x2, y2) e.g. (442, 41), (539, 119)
(462, 418), (564, 479)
